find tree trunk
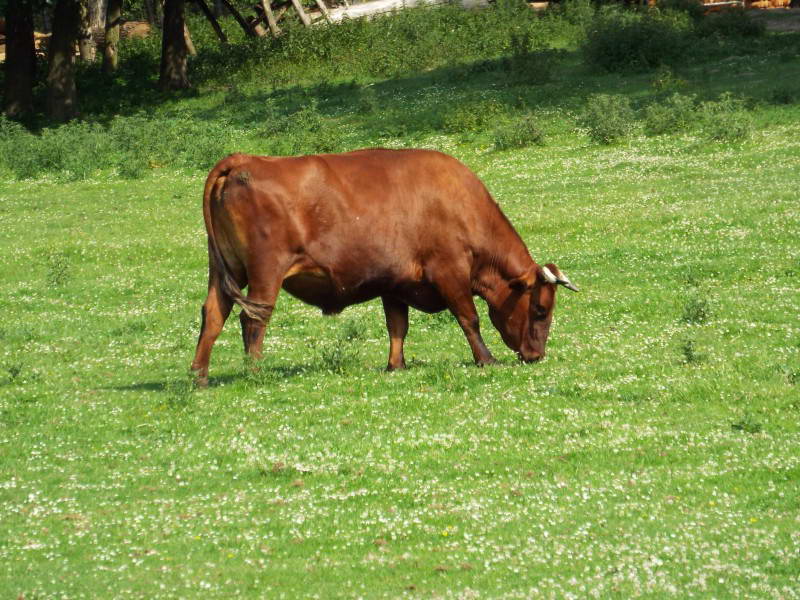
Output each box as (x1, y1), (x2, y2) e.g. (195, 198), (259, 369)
(194, 0), (228, 43)
(89, 0), (107, 30)
(78, 0), (95, 61)
(103, 0), (122, 73)
(159, 0), (190, 90)
(47, 0), (81, 122)
(4, 0), (37, 119)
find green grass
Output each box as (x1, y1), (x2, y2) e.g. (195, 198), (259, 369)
(2, 6), (800, 598)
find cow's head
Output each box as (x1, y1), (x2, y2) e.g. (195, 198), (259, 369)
(488, 263), (578, 362)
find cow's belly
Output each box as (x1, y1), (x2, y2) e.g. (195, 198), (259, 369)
(282, 271), (342, 313)
(281, 270), (447, 315)
(391, 282), (448, 313)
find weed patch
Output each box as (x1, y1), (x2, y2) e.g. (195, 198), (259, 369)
(700, 92), (752, 143)
(579, 93), (638, 144)
(493, 114), (546, 150)
(644, 92), (697, 135)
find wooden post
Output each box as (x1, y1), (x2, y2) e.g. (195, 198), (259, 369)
(289, 0), (311, 26)
(219, 0), (257, 36)
(193, 0), (228, 43)
(260, 0), (282, 36)
(183, 22), (196, 55)
(313, 0), (331, 22)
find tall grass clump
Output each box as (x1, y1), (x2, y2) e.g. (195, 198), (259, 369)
(493, 114), (545, 150)
(644, 92), (697, 135)
(440, 98), (509, 135)
(582, 8), (694, 72)
(579, 93), (638, 144)
(700, 92), (752, 143)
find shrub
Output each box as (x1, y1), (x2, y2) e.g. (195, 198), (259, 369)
(493, 114), (545, 150)
(769, 86), (798, 105)
(440, 98), (509, 135)
(582, 8), (694, 72)
(700, 92), (752, 143)
(651, 65), (688, 93)
(560, 0), (595, 29)
(644, 92), (697, 135)
(579, 94), (637, 144)
(696, 8), (765, 39)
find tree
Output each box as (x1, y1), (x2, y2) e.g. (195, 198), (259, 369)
(46, 0), (81, 121)
(159, 0), (190, 90)
(103, 0), (122, 72)
(3, 0), (37, 118)
(78, 0), (95, 61)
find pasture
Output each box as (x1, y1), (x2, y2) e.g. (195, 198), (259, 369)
(2, 4), (800, 598)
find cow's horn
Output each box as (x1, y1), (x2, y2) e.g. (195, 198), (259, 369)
(544, 265), (579, 292)
(541, 266), (558, 284)
(554, 268), (579, 292)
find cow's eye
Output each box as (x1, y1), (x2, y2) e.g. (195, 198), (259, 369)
(531, 305), (547, 320)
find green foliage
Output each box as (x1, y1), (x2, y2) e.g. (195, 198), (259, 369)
(769, 86), (799, 105)
(644, 92), (697, 135)
(579, 93), (638, 144)
(731, 412), (764, 434)
(681, 295), (711, 324)
(493, 114), (545, 150)
(696, 8), (766, 39)
(679, 337), (704, 364)
(700, 92), (752, 143)
(440, 98), (509, 135)
(559, 0), (596, 29)
(582, 8), (694, 73)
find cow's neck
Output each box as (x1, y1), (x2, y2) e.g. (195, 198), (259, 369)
(472, 244), (535, 308)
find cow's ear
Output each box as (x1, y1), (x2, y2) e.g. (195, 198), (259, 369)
(510, 268), (536, 292)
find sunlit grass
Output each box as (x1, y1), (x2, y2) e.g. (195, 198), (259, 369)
(1, 24), (800, 598)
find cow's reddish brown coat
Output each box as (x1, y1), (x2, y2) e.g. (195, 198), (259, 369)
(191, 149), (576, 384)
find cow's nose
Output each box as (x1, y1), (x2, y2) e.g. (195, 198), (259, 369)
(520, 351), (543, 363)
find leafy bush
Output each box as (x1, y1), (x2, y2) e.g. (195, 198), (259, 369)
(560, 0), (596, 29)
(644, 92), (697, 135)
(440, 98), (509, 135)
(696, 8), (765, 39)
(582, 8), (694, 72)
(579, 94), (638, 144)
(700, 92), (752, 143)
(493, 114), (545, 150)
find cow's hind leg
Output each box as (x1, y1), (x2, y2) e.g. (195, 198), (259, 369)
(238, 259), (289, 362)
(382, 296), (409, 371)
(427, 262), (496, 366)
(191, 278), (234, 387)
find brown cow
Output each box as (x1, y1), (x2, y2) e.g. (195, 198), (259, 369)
(190, 149), (577, 384)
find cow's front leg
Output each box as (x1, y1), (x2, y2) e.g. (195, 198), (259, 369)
(451, 305), (497, 366)
(428, 263), (497, 366)
(382, 296), (409, 371)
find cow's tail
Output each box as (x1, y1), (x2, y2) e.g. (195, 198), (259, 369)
(203, 154), (272, 323)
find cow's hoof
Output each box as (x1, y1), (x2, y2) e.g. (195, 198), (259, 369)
(476, 357), (497, 367)
(191, 369), (209, 388)
(386, 362), (406, 372)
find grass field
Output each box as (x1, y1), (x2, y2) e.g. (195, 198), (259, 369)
(2, 6), (800, 598)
